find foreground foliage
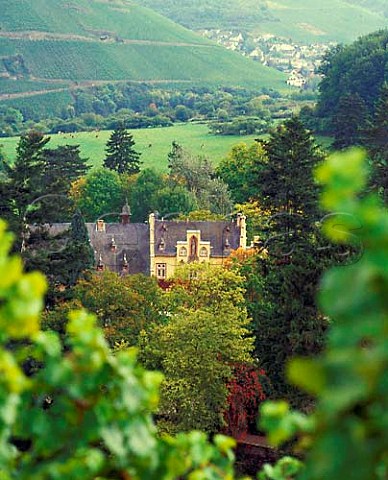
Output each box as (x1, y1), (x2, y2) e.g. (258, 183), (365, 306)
(260, 148), (388, 479)
(0, 223), (238, 479)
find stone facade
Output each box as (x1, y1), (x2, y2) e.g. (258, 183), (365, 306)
(150, 212), (246, 279)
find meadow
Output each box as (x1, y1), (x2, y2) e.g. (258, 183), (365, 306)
(0, 123), (260, 172)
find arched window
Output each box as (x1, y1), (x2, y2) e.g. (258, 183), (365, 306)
(189, 236), (198, 261)
(199, 246), (208, 257)
(179, 246), (187, 257)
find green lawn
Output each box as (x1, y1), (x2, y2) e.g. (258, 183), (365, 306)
(0, 123), (260, 172)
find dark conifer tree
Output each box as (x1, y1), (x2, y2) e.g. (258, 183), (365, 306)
(0, 131), (50, 249)
(257, 116), (323, 243)
(62, 210), (95, 286)
(43, 145), (89, 190)
(167, 141), (184, 169)
(24, 211), (94, 305)
(9, 131), (50, 218)
(246, 117), (329, 406)
(104, 125), (141, 174)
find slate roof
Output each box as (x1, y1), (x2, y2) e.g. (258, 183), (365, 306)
(34, 218), (241, 275)
(37, 222), (149, 275)
(154, 220), (240, 257)
(87, 223), (149, 275)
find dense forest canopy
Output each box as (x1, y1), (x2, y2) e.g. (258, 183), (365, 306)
(318, 29), (388, 119)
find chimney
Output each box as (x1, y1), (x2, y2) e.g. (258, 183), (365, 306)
(238, 214), (247, 250)
(149, 213), (156, 276)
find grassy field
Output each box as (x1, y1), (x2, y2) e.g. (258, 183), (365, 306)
(0, 123), (261, 172)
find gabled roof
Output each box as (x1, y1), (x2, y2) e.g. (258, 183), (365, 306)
(154, 220), (240, 257)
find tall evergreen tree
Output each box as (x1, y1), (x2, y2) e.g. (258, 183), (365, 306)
(1, 132), (90, 251)
(104, 125), (141, 174)
(257, 117), (322, 243)
(9, 131), (50, 219)
(43, 145), (90, 190)
(0, 131), (50, 249)
(62, 210), (95, 286)
(24, 210), (94, 305)
(245, 117), (329, 406)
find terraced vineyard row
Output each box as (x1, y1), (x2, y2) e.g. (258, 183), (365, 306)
(0, 0), (212, 43)
(0, 78), (70, 95)
(0, 38), (285, 85)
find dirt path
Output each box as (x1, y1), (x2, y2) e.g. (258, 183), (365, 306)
(0, 87), (70, 100)
(0, 30), (212, 48)
(0, 79), (194, 101)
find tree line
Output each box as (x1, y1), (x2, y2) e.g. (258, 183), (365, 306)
(0, 84), (281, 137)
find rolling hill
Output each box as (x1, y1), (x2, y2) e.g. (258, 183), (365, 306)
(0, 0), (285, 113)
(139, 0), (387, 43)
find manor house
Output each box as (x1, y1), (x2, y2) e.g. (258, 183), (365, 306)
(83, 202), (247, 279)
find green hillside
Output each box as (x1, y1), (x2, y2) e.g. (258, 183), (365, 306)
(0, 0), (285, 112)
(139, 0), (387, 42)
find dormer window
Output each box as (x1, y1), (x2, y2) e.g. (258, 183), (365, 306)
(96, 254), (104, 271)
(199, 246), (208, 257)
(96, 219), (105, 232)
(179, 246), (187, 257)
(122, 253), (129, 273)
(156, 263), (167, 279)
(110, 236), (117, 252)
(159, 237), (165, 251)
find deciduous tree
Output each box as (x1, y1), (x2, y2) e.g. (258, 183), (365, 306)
(72, 168), (124, 221)
(141, 264), (255, 434)
(364, 82), (388, 203)
(73, 271), (166, 347)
